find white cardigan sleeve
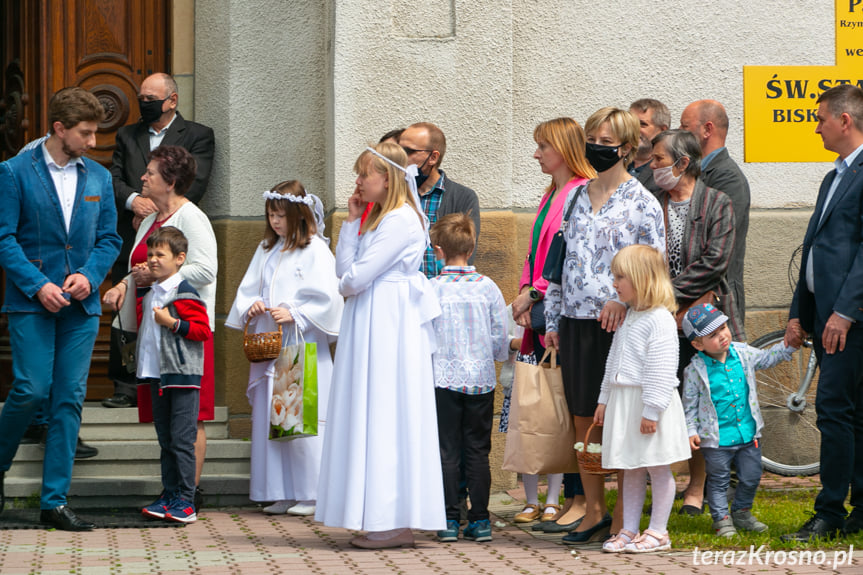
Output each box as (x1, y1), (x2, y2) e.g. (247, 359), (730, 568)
(639, 310), (680, 420)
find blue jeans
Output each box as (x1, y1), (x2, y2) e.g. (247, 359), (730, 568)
(702, 440), (763, 522)
(0, 307), (99, 508)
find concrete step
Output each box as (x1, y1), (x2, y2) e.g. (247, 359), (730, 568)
(1, 402), (255, 508)
(0, 403), (232, 440)
(4, 475), (253, 509)
(7, 440), (251, 478)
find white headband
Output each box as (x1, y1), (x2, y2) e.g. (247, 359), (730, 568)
(364, 147), (429, 244)
(262, 190), (316, 206)
(262, 189), (330, 245)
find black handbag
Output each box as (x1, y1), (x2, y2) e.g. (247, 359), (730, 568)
(529, 300), (546, 335)
(541, 185), (583, 284)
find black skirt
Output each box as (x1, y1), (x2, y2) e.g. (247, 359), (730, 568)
(558, 316), (615, 417)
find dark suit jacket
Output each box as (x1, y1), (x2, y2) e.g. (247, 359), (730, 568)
(790, 153), (863, 334)
(110, 112), (215, 278)
(702, 147), (750, 337)
(438, 169), (481, 265)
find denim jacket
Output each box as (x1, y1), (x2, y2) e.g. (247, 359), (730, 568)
(0, 146), (121, 315)
(682, 341), (795, 448)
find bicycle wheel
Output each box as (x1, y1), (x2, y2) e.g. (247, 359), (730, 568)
(751, 330), (820, 476)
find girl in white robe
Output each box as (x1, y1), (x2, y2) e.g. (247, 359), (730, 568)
(315, 143), (446, 549)
(226, 180), (343, 516)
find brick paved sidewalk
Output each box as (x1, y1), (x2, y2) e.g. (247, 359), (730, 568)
(0, 502), (857, 575)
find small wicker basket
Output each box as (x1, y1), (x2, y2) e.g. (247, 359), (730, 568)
(243, 312), (282, 363)
(576, 423), (614, 475)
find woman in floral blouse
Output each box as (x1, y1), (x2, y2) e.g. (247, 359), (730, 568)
(544, 107), (666, 544)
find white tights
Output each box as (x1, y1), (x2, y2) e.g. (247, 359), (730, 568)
(622, 465), (674, 534)
(523, 473), (563, 510)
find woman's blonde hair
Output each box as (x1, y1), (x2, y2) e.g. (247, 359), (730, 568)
(611, 245), (678, 313)
(354, 142), (423, 233)
(584, 107), (641, 167)
(533, 117), (596, 194)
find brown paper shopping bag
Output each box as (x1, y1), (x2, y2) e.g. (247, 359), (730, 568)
(502, 348), (579, 474)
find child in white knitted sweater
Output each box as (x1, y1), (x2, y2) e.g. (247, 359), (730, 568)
(593, 245), (691, 553)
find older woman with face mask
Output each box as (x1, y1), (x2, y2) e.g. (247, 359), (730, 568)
(649, 129), (737, 516)
(103, 146), (218, 512)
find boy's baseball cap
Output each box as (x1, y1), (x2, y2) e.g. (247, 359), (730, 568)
(681, 303), (729, 341)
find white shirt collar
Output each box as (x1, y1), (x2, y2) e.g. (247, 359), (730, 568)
(41, 142), (84, 170)
(149, 112), (178, 136)
(153, 271), (184, 294)
(837, 142), (863, 174)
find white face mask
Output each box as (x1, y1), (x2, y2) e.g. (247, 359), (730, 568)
(653, 159), (684, 191)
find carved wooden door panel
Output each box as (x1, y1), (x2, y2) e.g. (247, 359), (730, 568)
(0, 0), (170, 400)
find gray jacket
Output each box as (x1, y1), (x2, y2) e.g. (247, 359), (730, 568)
(656, 180), (742, 339)
(139, 279), (208, 389)
(683, 341), (795, 448)
(438, 170), (481, 264)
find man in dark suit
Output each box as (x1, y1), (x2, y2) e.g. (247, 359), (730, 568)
(680, 100), (749, 341)
(628, 98), (669, 195)
(783, 84), (863, 541)
(0, 87), (121, 529)
(104, 73), (215, 408)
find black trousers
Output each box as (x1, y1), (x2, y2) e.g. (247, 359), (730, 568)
(813, 326), (863, 524)
(435, 388), (494, 522)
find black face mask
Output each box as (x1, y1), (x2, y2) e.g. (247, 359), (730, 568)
(138, 98), (166, 125)
(585, 142), (623, 173)
(414, 151), (433, 188)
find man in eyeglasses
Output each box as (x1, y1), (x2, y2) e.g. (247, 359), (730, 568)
(399, 122), (480, 278)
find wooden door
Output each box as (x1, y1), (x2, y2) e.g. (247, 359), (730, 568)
(0, 0), (171, 400)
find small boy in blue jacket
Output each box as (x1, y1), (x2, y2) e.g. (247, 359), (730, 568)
(682, 303), (797, 538)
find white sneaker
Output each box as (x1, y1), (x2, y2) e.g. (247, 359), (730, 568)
(287, 501), (316, 516)
(263, 500), (296, 515)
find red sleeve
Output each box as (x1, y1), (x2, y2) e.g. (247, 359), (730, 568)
(172, 299), (211, 341)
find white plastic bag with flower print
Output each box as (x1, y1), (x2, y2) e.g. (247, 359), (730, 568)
(269, 324), (318, 441)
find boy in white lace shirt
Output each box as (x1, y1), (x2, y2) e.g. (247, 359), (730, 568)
(429, 213), (509, 544)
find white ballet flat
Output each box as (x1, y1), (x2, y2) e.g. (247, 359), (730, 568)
(286, 502), (316, 516)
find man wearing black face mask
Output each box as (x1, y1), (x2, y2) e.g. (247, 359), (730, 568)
(107, 73), (215, 409)
(399, 122), (480, 278)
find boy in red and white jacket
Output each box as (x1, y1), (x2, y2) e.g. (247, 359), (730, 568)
(135, 226), (210, 523)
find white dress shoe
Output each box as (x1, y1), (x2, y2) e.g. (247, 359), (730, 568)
(286, 501), (316, 516)
(262, 500), (296, 515)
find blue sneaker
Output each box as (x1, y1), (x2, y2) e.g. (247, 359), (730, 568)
(437, 519), (460, 542)
(164, 497), (197, 523)
(463, 519), (492, 542)
(141, 491), (172, 519)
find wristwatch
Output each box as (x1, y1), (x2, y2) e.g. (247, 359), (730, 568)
(528, 287), (543, 303)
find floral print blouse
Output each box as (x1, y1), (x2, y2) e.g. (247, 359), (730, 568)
(545, 178), (666, 331)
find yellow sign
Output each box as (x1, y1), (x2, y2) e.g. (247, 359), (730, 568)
(743, 0), (863, 162)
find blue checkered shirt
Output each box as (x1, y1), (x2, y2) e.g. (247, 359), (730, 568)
(420, 173), (447, 278)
